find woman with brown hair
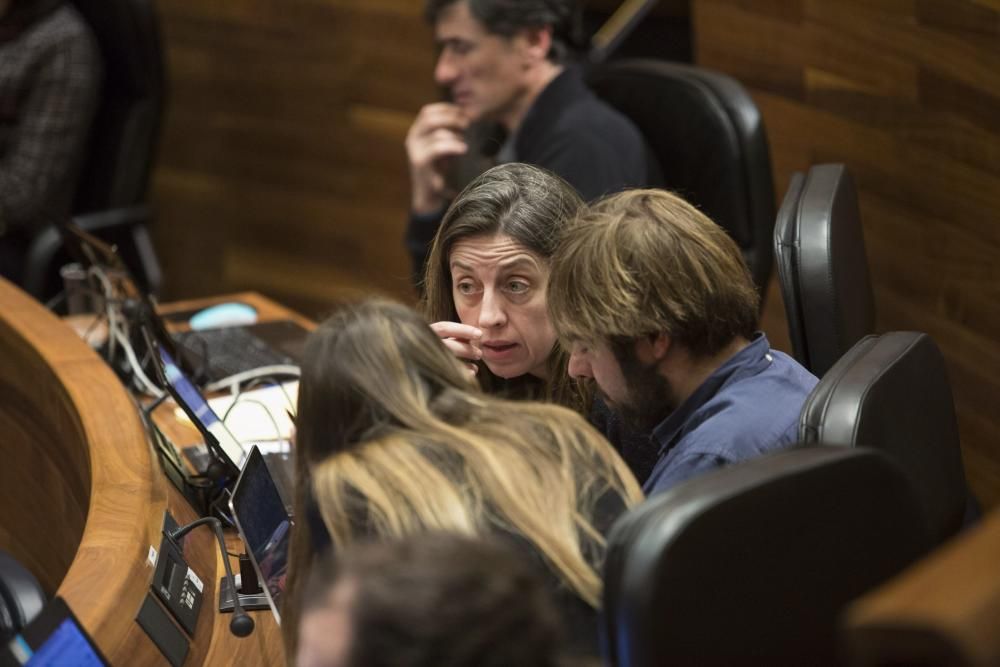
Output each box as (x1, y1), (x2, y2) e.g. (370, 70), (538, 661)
(421, 162), (661, 482)
(421, 162), (588, 411)
(283, 298), (642, 660)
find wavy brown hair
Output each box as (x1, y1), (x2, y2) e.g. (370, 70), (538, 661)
(421, 162), (589, 412)
(424, 0), (585, 64)
(548, 189), (759, 357)
(282, 298), (642, 657)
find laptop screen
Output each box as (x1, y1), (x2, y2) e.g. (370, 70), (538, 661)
(154, 344), (246, 473)
(3, 597), (109, 666)
(229, 446), (292, 624)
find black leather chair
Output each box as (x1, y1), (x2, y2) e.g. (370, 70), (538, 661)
(799, 332), (972, 546)
(22, 0), (165, 298)
(602, 446), (928, 667)
(773, 163), (876, 377)
(0, 550), (46, 642)
(587, 59), (776, 296)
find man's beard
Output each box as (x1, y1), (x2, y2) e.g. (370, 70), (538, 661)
(605, 346), (675, 431)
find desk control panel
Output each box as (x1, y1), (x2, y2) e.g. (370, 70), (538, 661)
(152, 534), (204, 636)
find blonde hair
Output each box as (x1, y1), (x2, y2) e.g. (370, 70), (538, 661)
(283, 299), (642, 655)
(421, 163), (589, 413)
(548, 189), (759, 357)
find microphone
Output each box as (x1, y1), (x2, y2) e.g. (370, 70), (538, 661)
(169, 517), (255, 637)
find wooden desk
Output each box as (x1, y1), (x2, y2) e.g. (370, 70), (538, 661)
(156, 291), (314, 332)
(844, 508), (1000, 665)
(0, 279), (292, 665)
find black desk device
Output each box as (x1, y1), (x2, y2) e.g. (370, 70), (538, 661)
(151, 528), (204, 637)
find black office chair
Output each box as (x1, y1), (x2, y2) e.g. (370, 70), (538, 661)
(799, 332), (972, 546)
(587, 59), (776, 296)
(602, 446), (928, 667)
(0, 550), (46, 642)
(773, 163), (875, 377)
(22, 0), (166, 299)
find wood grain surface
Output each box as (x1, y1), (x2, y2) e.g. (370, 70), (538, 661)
(148, 1), (998, 508)
(151, 0), (432, 316)
(0, 278), (285, 665)
(844, 507), (1000, 665)
(148, 1), (689, 316)
(693, 0), (1000, 508)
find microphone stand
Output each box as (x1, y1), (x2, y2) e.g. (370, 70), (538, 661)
(168, 517), (255, 638)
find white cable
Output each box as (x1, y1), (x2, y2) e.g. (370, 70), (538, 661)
(203, 365), (301, 395)
(222, 397), (284, 443)
(274, 380), (296, 413)
(111, 324), (163, 398)
(238, 377), (297, 413)
(88, 266), (117, 361)
(73, 264), (161, 398)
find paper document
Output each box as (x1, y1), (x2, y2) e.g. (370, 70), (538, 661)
(207, 381), (298, 444)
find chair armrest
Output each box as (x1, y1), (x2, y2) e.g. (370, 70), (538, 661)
(22, 205), (160, 299)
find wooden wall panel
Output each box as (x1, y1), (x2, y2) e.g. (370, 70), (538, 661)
(151, 0), (998, 504)
(152, 0), (436, 314)
(694, 0), (1000, 507)
(150, 0), (687, 316)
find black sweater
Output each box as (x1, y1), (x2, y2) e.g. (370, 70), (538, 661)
(405, 65), (658, 282)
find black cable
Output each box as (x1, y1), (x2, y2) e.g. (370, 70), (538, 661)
(44, 290), (67, 311)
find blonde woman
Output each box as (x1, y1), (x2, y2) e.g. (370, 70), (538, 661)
(283, 298), (642, 660)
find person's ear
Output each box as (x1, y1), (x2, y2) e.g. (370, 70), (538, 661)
(517, 25), (553, 64)
(635, 333), (670, 364)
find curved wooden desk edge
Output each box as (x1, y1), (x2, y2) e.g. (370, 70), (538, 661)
(844, 508), (1000, 665)
(0, 279), (165, 658)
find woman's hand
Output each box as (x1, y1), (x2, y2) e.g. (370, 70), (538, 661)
(430, 321), (483, 375)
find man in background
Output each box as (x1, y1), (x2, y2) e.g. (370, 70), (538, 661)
(548, 189), (818, 496)
(404, 0), (656, 282)
(296, 533), (564, 667)
(0, 0), (101, 283)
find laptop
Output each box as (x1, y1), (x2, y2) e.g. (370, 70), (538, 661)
(144, 330), (295, 509)
(229, 446), (293, 625)
(60, 222), (308, 386)
(1, 596), (109, 667)
(149, 338), (246, 478)
(170, 320), (306, 386)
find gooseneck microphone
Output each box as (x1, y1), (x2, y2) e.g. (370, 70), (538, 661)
(169, 517), (255, 638)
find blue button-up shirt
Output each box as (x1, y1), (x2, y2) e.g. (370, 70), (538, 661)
(643, 333), (818, 496)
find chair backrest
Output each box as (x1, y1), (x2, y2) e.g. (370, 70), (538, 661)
(70, 0), (165, 213)
(587, 59), (776, 295)
(21, 0), (165, 299)
(774, 163), (876, 376)
(0, 550), (46, 642)
(602, 446), (928, 667)
(799, 331), (970, 546)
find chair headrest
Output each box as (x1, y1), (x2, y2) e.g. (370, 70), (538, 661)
(799, 332), (968, 544)
(70, 0), (163, 97)
(586, 59), (775, 292)
(774, 163), (875, 376)
(69, 0), (165, 211)
(603, 446), (927, 666)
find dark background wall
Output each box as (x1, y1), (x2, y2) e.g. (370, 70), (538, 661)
(152, 0), (430, 312)
(150, 0), (688, 314)
(693, 0), (1000, 507)
(150, 0), (1000, 507)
